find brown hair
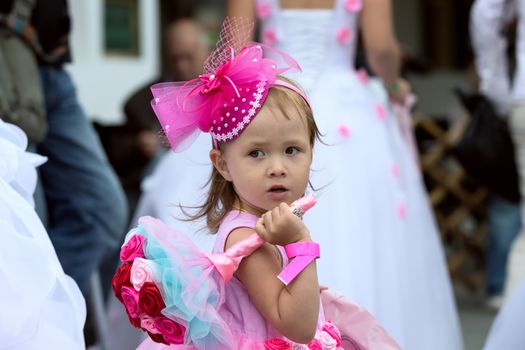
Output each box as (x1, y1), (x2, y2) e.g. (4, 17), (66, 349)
(185, 76), (320, 232)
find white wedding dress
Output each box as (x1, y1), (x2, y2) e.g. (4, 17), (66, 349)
(256, 0), (463, 349)
(0, 120), (85, 350)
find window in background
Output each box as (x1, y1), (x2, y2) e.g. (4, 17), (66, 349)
(104, 0), (140, 56)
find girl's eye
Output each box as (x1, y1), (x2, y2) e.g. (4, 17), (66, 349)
(285, 146), (300, 155)
(249, 149), (264, 158)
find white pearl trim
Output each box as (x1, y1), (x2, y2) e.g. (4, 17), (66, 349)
(211, 81), (267, 142)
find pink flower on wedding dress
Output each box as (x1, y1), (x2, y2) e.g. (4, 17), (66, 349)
(391, 163), (400, 179)
(398, 202), (407, 219)
(337, 27), (352, 45)
(263, 28), (278, 45)
(338, 124), (351, 138)
(130, 258), (158, 290)
(120, 234), (146, 262)
(256, 2), (273, 18)
(345, 0), (362, 12)
(376, 104), (386, 120)
(356, 68), (369, 84)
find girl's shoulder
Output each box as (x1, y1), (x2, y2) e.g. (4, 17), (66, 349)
(213, 210), (259, 253)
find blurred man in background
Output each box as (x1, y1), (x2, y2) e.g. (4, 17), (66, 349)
(0, 0), (127, 298)
(471, 0), (525, 306)
(97, 18), (209, 222)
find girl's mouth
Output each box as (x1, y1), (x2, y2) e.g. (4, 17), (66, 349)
(267, 185), (290, 200)
(269, 185), (288, 193)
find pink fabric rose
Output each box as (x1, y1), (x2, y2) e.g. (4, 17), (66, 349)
(307, 339), (323, 350)
(147, 331), (169, 345)
(264, 338), (292, 350)
(120, 234), (146, 262)
(154, 317), (186, 345)
(139, 282), (166, 317)
(121, 285), (141, 318)
(337, 27), (352, 45)
(317, 330), (337, 349)
(345, 0), (362, 12)
(322, 321), (342, 347)
(112, 263), (132, 302)
(141, 315), (161, 334)
(292, 344), (309, 350)
(256, 2), (273, 19)
(131, 258), (158, 290)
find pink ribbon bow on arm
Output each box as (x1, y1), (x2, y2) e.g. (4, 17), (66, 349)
(205, 233), (264, 282)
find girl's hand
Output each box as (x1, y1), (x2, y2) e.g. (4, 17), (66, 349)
(255, 202), (311, 245)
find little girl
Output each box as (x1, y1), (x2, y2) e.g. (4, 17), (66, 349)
(113, 19), (399, 349)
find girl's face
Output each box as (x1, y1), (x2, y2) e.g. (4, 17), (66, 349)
(211, 103), (312, 216)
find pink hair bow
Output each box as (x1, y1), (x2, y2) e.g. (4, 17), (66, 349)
(150, 18), (304, 152)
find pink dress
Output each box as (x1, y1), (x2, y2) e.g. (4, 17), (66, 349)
(130, 211), (399, 349)
(211, 211), (326, 345)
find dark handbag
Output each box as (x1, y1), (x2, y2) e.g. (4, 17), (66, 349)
(453, 89), (520, 202)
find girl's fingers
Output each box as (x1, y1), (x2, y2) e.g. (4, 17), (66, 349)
(272, 205), (281, 220)
(278, 202), (289, 216)
(255, 217), (267, 238)
(263, 211), (274, 233)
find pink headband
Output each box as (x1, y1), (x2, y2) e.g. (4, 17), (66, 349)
(150, 18), (310, 152)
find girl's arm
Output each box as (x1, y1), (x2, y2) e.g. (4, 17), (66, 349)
(360, 0), (409, 102)
(225, 205), (320, 344)
(226, 0), (256, 28)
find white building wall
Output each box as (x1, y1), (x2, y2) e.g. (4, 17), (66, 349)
(66, 0), (159, 124)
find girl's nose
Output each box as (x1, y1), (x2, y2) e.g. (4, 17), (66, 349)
(267, 158), (287, 177)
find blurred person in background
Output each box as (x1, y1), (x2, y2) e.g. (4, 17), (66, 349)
(0, 0), (127, 298)
(97, 18), (210, 223)
(128, 17), (215, 252)
(227, 0), (462, 349)
(471, 0), (525, 305)
(470, 0), (522, 310)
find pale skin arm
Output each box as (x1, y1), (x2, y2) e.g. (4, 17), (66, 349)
(361, 0), (409, 102)
(226, 0), (256, 36)
(225, 203), (320, 344)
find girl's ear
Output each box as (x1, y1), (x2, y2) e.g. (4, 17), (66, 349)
(210, 149), (233, 181)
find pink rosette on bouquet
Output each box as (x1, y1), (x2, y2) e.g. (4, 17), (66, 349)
(112, 229), (187, 346)
(321, 321), (341, 347)
(316, 331), (337, 350)
(264, 338), (293, 350)
(120, 234), (146, 262)
(307, 339), (323, 350)
(130, 258), (159, 290)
